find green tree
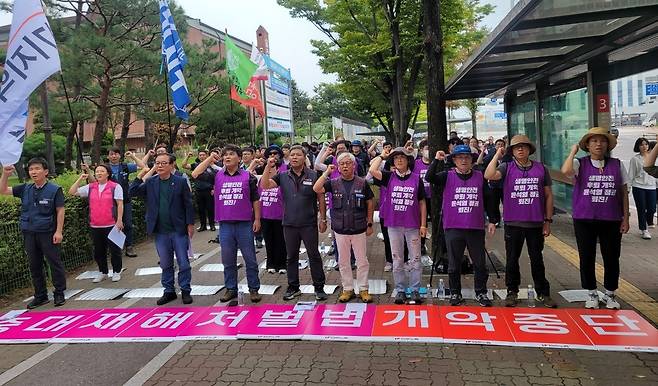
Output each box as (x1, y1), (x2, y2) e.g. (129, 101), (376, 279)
(195, 77), (252, 147)
(311, 82), (372, 124)
(278, 0), (492, 144)
(464, 98), (483, 138)
(291, 79), (311, 129)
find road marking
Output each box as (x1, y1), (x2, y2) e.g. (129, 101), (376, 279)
(545, 235), (658, 324)
(0, 344), (66, 385)
(123, 341), (186, 386)
(0, 246), (220, 384)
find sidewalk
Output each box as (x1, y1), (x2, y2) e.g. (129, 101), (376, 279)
(0, 216), (657, 386)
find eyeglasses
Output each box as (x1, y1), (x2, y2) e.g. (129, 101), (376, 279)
(155, 161), (170, 166)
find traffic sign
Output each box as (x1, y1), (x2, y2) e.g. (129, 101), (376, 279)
(646, 83), (658, 96)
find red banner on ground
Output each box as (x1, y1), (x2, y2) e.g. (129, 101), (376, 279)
(1, 305), (657, 352)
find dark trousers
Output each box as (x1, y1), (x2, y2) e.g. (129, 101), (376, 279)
(23, 231), (67, 298)
(445, 229), (488, 295)
(262, 218), (287, 270)
(484, 186), (502, 224)
(632, 187), (657, 230)
(421, 200), (431, 253)
(504, 225), (550, 295)
(573, 220), (622, 291)
(283, 225), (326, 290)
(195, 190), (215, 228)
(90, 226), (123, 274)
(381, 222), (408, 263)
(123, 201), (134, 247)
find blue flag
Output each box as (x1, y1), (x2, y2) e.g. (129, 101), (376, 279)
(159, 0), (190, 121)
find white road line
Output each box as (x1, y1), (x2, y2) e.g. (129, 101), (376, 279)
(123, 246), (269, 385)
(0, 246), (220, 384)
(0, 344), (66, 385)
(123, 341), (186, 386)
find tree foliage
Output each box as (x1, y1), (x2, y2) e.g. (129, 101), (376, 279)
(278, 0), (492, 144)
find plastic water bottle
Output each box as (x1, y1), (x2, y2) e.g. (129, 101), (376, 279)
(426, 284), (433, 304)
(320, 241), (326, 256)
(527, 285), (536, 308)
(438, 279), (445, 300)
(237, 289), (245, 306)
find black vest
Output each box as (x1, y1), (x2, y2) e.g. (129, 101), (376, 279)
(330, 176), (367, 234)
(110, 163), (131, 201)
(20, 182), (60, 233)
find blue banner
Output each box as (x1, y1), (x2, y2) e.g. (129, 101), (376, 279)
(159, 0), (190, 121)
(263, 55), (291, 80)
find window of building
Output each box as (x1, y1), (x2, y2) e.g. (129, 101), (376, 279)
(617, 80), (623, 109)
(627, 79), (633, 107)
(638, 79), (644, 104)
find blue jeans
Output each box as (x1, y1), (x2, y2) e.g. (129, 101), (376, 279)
(632, 187), (657, 231)
(154, 232), (192, 293)
(219, 221), (260, 291)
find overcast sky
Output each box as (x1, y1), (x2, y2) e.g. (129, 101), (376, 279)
(0, 0), (513, 95)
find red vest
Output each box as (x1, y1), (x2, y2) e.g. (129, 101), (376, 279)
(89, 181), (118, 227)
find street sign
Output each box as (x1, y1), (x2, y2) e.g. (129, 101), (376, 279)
(646, 83), (658, 96)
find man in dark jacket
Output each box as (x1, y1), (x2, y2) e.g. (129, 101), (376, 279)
(130, 153), (195, 306)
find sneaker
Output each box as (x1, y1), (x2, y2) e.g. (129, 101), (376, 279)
(125, 246), (137, 258)
(250, 289), (262, 303)
(156, 292), (177, 306)
(603, 292), (620, 310)
(538, 294), (558, 308)
(394, 291), (406, 304)
(449, 293), (464, 306)
(338, 290), (355, 303)
(111, 273), (121, 282)
(384, 262), (392, 272)
(585, 291), (600, 309)
(220, 289), (238, 303)
(649, 224), (656, 229)
(278, 269), (287, 274)
(477, 293), (492, 307)
(283, 287), (301, 301)
(92, 273), (108, 283)
(410, 291), (422, 304)
(359, 290), (373, 303)
(209, 225), (216, 231)
(504, 291), (518, 307)
(267, 268), (276, 274)
(53, 293), (66, 307)
(27, 296), (49, 309)
(641, 230), (652, 239)
(181, 290), (193, 304)
(196, 226), (206, 232)
(315, 289), (328, 301)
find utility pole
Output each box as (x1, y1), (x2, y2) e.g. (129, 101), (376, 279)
(40, 83), (57, 177)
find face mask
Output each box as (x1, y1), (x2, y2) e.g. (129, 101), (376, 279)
(422, 150), (429, 159)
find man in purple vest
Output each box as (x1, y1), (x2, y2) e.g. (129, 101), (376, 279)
(562, 127), (629, 310)
(314, 152), (375, 303)
(192, 145), (262, 304)
(431, 145), (499, 307)
(370, 146), (427, 304)
(484, 135), (557, 308)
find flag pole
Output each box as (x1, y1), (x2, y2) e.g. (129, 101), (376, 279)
(59, 73), (85, 169)
(162, 57), (173, 151)
(39, 83), (57, 177)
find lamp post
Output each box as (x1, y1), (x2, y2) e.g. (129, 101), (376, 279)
(306, 103), (313, 141)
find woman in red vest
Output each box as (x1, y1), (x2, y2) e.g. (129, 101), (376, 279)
(70, 164), (124, 283)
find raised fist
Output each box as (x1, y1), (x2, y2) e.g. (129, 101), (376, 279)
(2, 165), (16, 174)
(124, 151), (133, 158)
(325, 164), (336, 176)
(80, 173), (89, 180)
(435, 150), (446, 161)
(267, 157), (276, 168)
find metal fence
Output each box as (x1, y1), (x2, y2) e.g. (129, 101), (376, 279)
(0, 222), (94, 295)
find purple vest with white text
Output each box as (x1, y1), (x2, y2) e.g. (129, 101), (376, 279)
(414, 158), (432, 198)
(503, 161), (545, 223)
(259, 186), (283, 220)
(214, 169), (252, 222)
(572, 156), (623, 221)
(441, 170), (485, 230)
(382, 173), (421, 228)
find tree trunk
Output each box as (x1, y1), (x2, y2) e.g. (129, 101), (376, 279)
(63, 0), (85, 170)
(118, 80), (133, 154)
(144, 117), (153, 152)
(471, 114), (477, 139)
(91, 75), (112, 164)
(169, 122), (181, 153)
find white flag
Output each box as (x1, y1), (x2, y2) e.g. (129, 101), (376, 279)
(0, 0), (61, 165)
(250, 44), (269, 81)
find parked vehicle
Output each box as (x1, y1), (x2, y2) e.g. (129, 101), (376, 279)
(643, 118), (656, 127)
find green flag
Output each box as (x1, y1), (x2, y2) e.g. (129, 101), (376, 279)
(225, 35), (258, 96)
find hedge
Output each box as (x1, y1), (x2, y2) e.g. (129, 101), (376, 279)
(0, 191), (147, 295)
